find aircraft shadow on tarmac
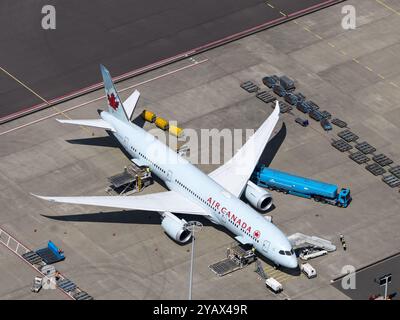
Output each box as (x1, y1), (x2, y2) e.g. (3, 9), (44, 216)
(66, 136), (120, 148)
(42, 209), (299, 274)
(42, 211), (224, 248)
(258, 122), (287, 168)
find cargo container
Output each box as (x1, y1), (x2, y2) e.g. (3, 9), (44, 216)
(273, 84), (286, 97)
(279, 75), (295, 91)
(142, 110), (156, 123)
(252, 166), (351, 207)
(306, 100), (320, 111)
(262, 75), (279, 88)
(284, 92), (298, 105)
(155, 117), (169, 130)
(295, 92), (306, 105)
(309, 109), (324, 121)
(169, 125), (184, 137)
(296, 101), (311, 113)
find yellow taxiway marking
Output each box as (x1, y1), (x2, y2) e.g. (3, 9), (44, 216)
(364, 66), (374, 72)
(1, 66), (53, 106)
(376, 0), (400, 16)
(0, 66), (92, 135)
(263, 1), (400, 90)
(263, 265), (300, 284)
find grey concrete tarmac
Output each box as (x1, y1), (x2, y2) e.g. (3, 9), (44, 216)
(0, 0), (342, 119)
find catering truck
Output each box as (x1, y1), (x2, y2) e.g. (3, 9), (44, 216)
(252, 166), (352, 208)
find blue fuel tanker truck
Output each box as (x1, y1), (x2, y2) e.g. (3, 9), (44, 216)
(252, 166), (352, 208)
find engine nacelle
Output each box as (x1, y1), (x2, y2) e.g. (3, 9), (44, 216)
(245, 181), (273, 211)
(161, 212), (192, 243)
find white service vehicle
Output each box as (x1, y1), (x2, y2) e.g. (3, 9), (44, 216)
(301, 263), (317, 279)
(299, 248), (327, 260)
(31, 277), (43, 293)
(265, 277), (283, 293)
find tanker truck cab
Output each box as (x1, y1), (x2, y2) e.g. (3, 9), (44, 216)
(337, 188), (351, 207)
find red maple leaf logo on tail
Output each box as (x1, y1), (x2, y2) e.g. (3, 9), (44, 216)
(107, 93), (119, 110)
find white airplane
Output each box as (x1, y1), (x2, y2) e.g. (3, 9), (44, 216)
(33, 65), (298, 269)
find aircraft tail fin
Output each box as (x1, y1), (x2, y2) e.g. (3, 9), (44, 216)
(100, 64), (129, 122)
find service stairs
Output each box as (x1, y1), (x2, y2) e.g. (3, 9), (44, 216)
(254, 260), (267, 279)
(288, 233), (336, 252)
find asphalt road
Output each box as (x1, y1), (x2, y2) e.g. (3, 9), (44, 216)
(332, 253), (400, 300)
(0, 0), (343, 121)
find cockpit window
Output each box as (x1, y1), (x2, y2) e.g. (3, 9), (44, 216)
(279, 250), (285, 255)
(291, 249), (294, 255)
(285, 251), (291, 256)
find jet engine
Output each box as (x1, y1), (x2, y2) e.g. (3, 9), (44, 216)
(245, 181), (273, 211)
(161, 212), (192, 243)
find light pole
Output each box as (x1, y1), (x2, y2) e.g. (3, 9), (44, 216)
(184, 221), (203, 300)
(377, 274), (392, 300)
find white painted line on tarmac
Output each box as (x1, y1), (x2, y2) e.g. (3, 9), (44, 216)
(0, 59), (208, 136)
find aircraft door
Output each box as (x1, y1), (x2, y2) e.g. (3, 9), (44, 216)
(262, 240), (270, 253)
(166, 170), (173, 182)
(220, 212), (227, 224)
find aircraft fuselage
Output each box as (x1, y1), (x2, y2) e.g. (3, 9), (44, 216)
(102, 111), (298, 269)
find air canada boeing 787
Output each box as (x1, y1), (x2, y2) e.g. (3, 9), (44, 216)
(33, 65), (298, 269)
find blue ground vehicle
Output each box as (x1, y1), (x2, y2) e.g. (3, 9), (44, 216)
(320, 118), (332, 131)
(36, 240), (65, 264)
(252, 166), (352, 208)
(262, 75), (279, 88)
(295, 117), (309, 127)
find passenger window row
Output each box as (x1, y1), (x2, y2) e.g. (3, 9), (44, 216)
(174, 179), (210, 207)
(130, 146), (166, 174)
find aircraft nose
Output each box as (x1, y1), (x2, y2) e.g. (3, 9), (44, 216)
(287, 256), (298, 269)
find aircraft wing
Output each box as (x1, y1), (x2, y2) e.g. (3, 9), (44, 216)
(32, 190), (208, 215)
(56, 119), (116, 132)
(208, 102), (280, 197)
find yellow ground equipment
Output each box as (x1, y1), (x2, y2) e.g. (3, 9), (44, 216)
(169, 125), (184, 137)
(155, 117), (169, 131)
(142, 110), (156, 123)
